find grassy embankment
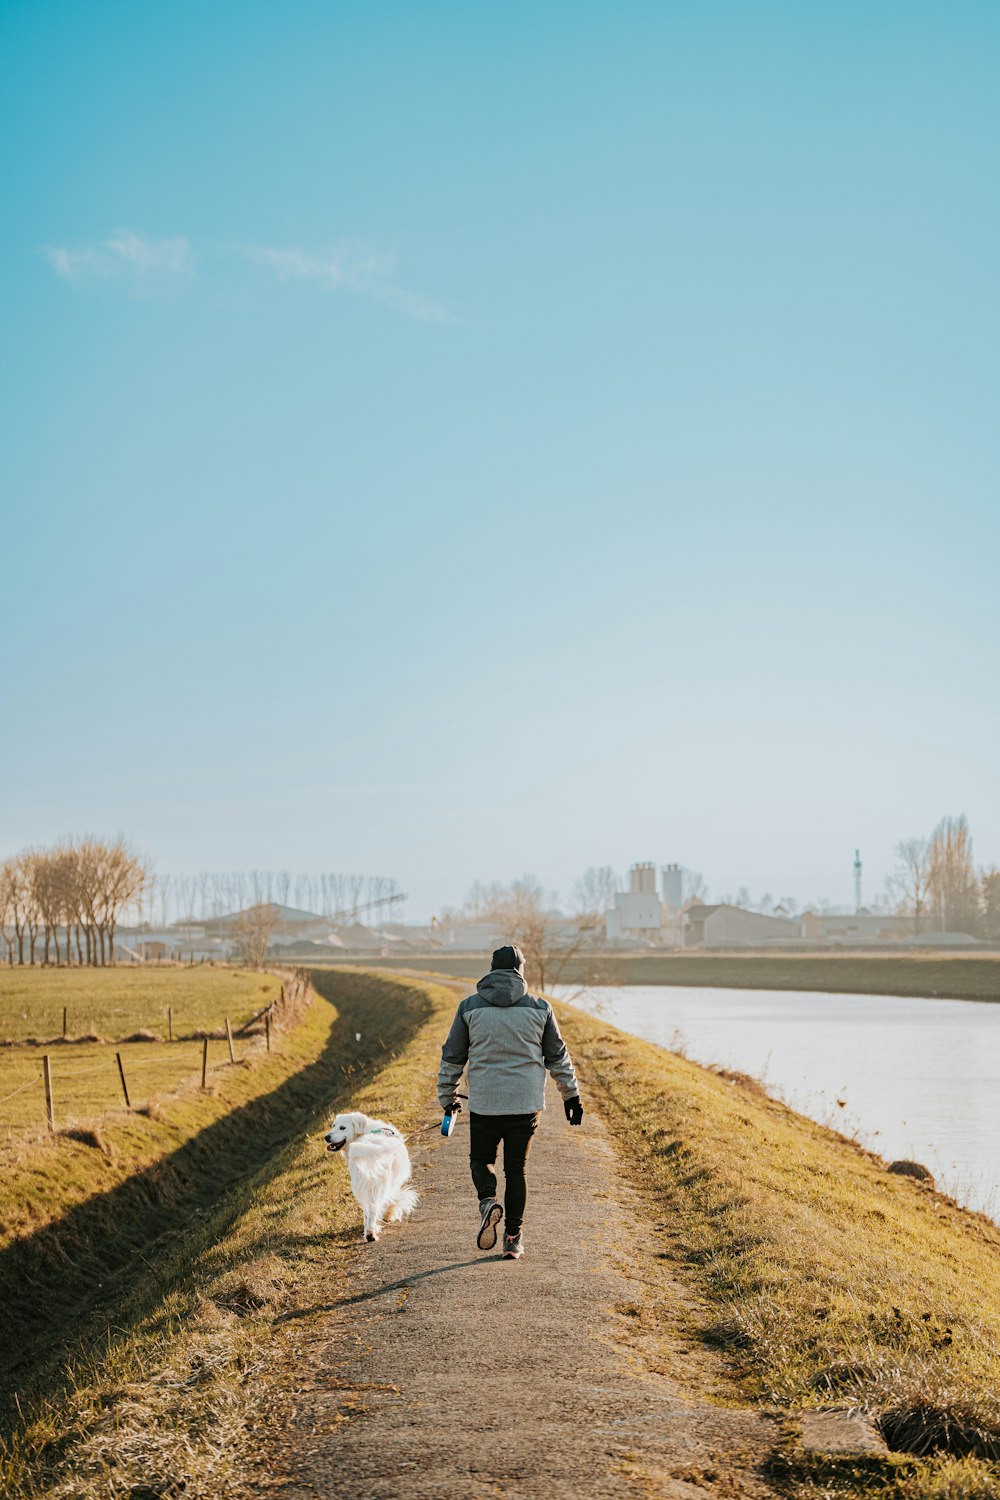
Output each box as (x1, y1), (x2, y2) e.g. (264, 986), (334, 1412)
(366, 949), (1000, 1000)
(557, 1000), (1000, 1498)
(5, 967), (999, 1498)
(0, 968), (457, 1500)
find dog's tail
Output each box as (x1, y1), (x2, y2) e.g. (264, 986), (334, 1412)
(390, 1185), (419, 1218)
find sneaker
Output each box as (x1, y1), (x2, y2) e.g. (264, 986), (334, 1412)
(502, 1233), (524, 1260)
(476, 1198), (503, 1250)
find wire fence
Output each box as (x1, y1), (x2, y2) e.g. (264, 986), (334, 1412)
(0, 970), (308, 1046)
(0, 969), (309, 1136)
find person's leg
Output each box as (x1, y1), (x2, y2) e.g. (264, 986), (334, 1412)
(469, 1112), (503, 1203)
(470, 1112), (506, 1249)
(500, 1113), (539, 1239)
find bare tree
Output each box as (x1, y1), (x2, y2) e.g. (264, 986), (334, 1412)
(231, 902), (280, 968)
(347, 874), (365, 917)
(155, 873), (173, 929)
(2, 854), (33, 964)
(102, 841), (149, 962)
(981, 869), (1000, 944)
(175, 875), (197, 923)
(927, 815), (979, 934)
(463, 881), (506, 919)
(890, 837), (933, 935)
(570, 866), (619, 920)
(468, 875), (599, 992)
(19, 851), (43, 963)
(0, 861), (16, 964)
(32, 849), (66, 965)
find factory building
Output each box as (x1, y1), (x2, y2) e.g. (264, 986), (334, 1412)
(661, 863), (683, 910)
(605, 862), (664, 941)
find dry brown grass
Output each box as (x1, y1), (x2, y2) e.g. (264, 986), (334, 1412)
(0, 969), (456, 1500)
(555, 1000), (1000, 1496)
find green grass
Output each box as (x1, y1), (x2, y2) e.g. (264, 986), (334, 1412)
(0, 1037), (229, 1136)
(0, 972), (310, 1258)
(555, 999), (1000, 1496)
(0, 968), (456, 1500)
(0, 966), (282, 1043)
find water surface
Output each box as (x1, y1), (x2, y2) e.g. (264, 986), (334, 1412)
(552, 985), (1000, 1220)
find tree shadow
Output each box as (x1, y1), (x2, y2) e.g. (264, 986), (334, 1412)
(0, 969), (431, 1432)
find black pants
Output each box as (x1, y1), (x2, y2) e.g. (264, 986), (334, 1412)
(469, 1111), (539, 1238)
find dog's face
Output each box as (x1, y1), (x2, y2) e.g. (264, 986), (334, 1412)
(324, 1111), (369, 1153)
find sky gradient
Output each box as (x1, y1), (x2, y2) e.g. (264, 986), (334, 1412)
(3, 1), (999, 918)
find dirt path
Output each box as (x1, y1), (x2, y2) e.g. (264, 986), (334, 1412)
(251, 1078), (792, 1500)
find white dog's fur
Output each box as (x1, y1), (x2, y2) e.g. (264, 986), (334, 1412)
(324, 1110), (418, 1242)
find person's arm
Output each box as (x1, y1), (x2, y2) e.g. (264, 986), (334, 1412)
(541, 1004), (579, 1101)
(437, 1001), (470, 1110)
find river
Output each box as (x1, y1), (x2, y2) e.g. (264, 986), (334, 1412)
(551, 985), (1000, 1221)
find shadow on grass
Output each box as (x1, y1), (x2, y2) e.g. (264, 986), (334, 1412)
(0, 969), (431, 1434)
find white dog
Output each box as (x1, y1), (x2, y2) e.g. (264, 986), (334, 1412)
(324, 1111), (418, 1242)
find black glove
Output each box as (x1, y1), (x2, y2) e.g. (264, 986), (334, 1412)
(564, 1096), (583, 1126)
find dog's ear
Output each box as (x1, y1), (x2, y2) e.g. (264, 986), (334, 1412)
(352, 1112), (370, 1136)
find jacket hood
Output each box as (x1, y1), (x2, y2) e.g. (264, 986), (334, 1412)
(477, 969), (528, 1007)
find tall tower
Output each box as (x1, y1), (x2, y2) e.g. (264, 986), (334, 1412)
(661, 864), (683, 910)
(853, 849), (862, 912)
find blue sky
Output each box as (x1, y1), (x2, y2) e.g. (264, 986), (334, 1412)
(2, 1), (998, 918)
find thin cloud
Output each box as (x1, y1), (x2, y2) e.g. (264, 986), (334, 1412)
(249, 242), (456, 323)
(43, 231), (194, 282)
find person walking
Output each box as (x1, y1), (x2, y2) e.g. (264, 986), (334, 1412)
(437, 943), (583, 1260)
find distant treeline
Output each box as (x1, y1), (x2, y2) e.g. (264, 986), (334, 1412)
(148, 870), (404, 928)
(0, 849), (408, 967)
(891, 815), (1000, 939)
(0, 839), (149, 966)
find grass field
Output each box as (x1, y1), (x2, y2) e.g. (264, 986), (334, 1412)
(556, 998), (1000, 1496)
(0, 968), (286, 1154)
(5, 967), (999, 1498)
(366, 949), (1000, 1001)
(0, 965), (281, 1043)
(0, 1038), (221, 1139)
(0, 969), (310, 1259)
(0, 968), (452, 1500)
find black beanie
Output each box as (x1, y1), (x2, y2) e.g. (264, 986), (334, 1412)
(491, 944), (525, 973)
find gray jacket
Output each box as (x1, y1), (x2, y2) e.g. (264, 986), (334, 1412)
(437, 970), (580, 1115)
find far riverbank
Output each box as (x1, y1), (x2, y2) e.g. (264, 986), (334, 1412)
(360, 949), (1000, 1001)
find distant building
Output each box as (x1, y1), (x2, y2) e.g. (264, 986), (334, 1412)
(800, 910), (904, 943)
(683, 904), (799, 947)
(605, 863), (661, 941)
(661, 864), (683, 910)
(439, 920), (507, 952)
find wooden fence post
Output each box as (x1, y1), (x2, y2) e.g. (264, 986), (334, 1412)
(42, 1054), (55, 1132)
(225, 1018), (235, 1065)
(168, 1006), (173, 1042)
(116, 1051), (131, 1110)
(201, 1035), (209, 1089)
(265, 1008), (271, 1053)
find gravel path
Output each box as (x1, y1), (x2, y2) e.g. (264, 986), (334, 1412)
(253, 1079), (787, 1499)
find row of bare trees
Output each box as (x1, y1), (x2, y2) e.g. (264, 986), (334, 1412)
(0, 839), (151, 966)
(149, 871), (404, 928)
(891, 815), (1000, 938)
